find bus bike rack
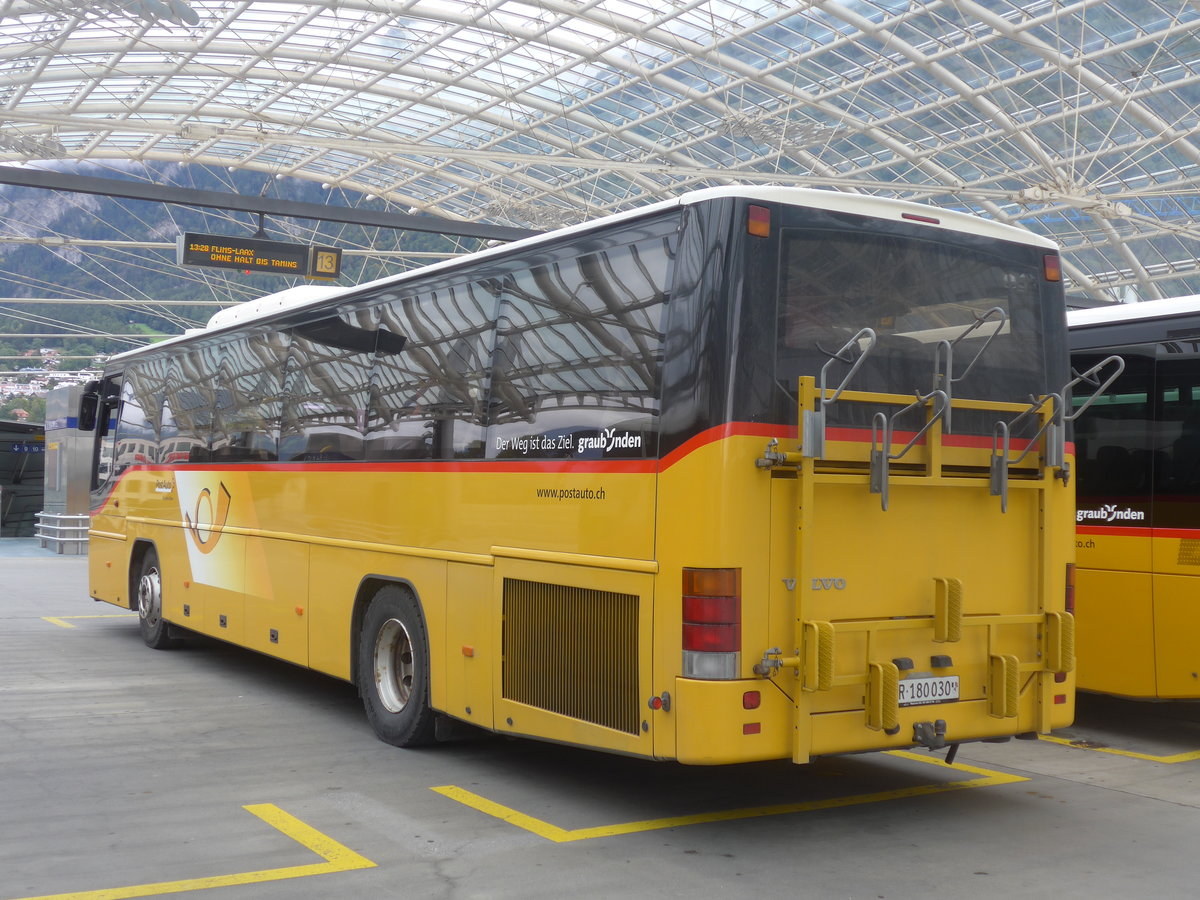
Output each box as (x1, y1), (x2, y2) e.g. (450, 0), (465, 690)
(757, 327), (878, 469)
(870, 307), (1004, 510)
(756, 314), (1114, 514)
(933, 306), (1006, 437)
(868, 389), (948, 511)
(988, 354), (1124, 512)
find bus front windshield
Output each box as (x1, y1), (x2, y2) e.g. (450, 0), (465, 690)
(776, 227), (1052, 432)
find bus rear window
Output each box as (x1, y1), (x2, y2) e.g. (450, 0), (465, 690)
(777, 228), (1050, 412)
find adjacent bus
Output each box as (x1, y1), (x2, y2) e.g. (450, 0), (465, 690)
(81, 187), (1078, 764)
(1070, 296), (1200, 698)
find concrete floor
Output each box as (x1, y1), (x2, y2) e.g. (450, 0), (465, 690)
(3, 542), (1200, 900)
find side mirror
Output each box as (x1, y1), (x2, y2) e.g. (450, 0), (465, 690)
(78, 380), (101, 432)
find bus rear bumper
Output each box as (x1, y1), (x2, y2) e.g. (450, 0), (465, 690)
(672, 672), (1073, 765)
(673, 676), (792, 765)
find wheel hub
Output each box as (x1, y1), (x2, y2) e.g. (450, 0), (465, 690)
(373, 617), (415, 714)
(138, 566), (162, 627)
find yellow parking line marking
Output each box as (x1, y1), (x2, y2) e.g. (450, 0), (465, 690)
(1039, 733), (1200, 764)
(8, 804), (376, 900)
(432, 750), (1027, 843)
(42, 614), (137, 629)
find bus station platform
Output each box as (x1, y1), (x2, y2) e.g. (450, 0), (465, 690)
(0, 537), (60, 558)
(4, 544), (1200, 899)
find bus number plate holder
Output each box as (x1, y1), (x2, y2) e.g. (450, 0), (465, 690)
(898, 675), (959, 707)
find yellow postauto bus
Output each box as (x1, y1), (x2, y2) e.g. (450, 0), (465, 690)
(1069, 296), (1200, 698)
(81, 187), (1078, 765)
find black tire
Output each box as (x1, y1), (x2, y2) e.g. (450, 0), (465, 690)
(357, 584), (436, 747)
(135, 548), (182, 650)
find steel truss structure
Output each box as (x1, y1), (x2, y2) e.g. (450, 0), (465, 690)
(1, 0), (1199, 305)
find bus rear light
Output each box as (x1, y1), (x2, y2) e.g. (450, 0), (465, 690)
(683, 622), (740, 652)
(1065, 563), (1075, 614)
(743, 723), (761, 735)
(1054, 694), (1067, 705)
(1055, 672), (1067, 683)
(743, 690), (761, 710)
(1044, 253), (1062, 282)
(683, 567), (738, 596)
(747, 205), (771, 237)
(682, 567), (742, 680)
(682, 593), (737, 623)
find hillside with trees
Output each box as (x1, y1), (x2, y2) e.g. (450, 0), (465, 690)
(0, 162), (485, 421)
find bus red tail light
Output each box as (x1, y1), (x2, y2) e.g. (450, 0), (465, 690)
(682, 623), (740, 652)
(682, 567), (741, 679)
(1044, 253), (1062, 282)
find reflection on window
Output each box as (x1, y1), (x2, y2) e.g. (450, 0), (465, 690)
(211, 332), (288, 462)
(282, 309), (378, 461)
(113, 367), (153, 476)
(778, 230), (1044, 405)
(1073, 350), (1155, 499)
(486, 234), (672, 460)
(370, 281), (497, 460)
(162, 349), (213, 463)
(110, 221), (675, 467)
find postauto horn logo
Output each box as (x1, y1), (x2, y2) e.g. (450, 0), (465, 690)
(185, 483), (232, 553)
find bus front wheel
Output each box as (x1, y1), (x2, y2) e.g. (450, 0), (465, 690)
(136, 549), (181, 650)
(358, 584), (436, 747)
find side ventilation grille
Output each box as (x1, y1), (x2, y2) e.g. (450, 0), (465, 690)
(502, 578), (639, 735)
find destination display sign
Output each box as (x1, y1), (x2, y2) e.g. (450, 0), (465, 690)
(177, 232), (342, 279)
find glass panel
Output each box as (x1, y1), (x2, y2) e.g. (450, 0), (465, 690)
(114, 360), (162, 474)
(162, 348), (214, 464)
(369, 281), (498, 461)
(1151, 340), (1200, 529)
(281, 308), (378, 462)
(776, 226), (1049, 421)
(210, 332), (289, 462)
(1072, 346), (1155, 524)
(485, 234), (672, 460)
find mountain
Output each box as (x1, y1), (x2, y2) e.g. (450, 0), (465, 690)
(0, 162), (480, 382)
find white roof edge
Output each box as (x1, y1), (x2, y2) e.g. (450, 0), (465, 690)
(1067, 295), (1200, 327)
(108, 186), (1054, 362)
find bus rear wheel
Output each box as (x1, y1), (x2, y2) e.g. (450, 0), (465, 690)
(136, 549), (181, 650)
(358, 584), (436, 747)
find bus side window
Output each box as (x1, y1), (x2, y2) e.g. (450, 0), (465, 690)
(113, 364), (158, 477)
(212, 332), (287, 462)
(368, 284), (498, 461)
(166, 349), (214, 464)
(1073, 348), (1154, 501)
(283, 309), (378, 462)
(484, 234), (671, 460)
(1158, 352), (1200, 493)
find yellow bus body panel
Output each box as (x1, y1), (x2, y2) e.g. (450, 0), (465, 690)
(91, 416), (1072, 764)
(1071, 529), (1200, 699)
(1074, 566), (1156, 697)
(658, 422), (1073, 765)
(1150, 573), (1200, 698)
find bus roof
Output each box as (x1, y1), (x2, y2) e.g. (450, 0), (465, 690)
(109, 186), (1057, 363)
(1067, 295), (1200, 329)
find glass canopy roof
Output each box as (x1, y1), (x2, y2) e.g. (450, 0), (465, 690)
(2, 0), (1200, 305)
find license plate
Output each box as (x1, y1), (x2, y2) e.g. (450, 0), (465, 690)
(898, 675), (959, 707)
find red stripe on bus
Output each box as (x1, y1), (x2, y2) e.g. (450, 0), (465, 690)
(1075, 525), (1154, 538)
(658, 423), (787, 470)
(127, 459), (659, 475)
(1147, 528), (1200, 540)
(99, 419), (1062, 495)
